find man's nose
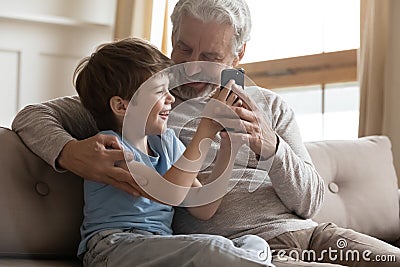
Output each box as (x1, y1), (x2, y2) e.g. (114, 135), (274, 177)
(184, 62), (202, 77)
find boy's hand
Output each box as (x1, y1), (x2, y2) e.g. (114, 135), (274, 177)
(202, 80), (243, 132)
(211, 79), (243, 108)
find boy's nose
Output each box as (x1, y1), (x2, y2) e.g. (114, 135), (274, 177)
(166, 91), (175, 103)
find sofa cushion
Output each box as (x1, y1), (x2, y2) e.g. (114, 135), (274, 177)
(0, 127), (83, 258)
(307, 136), (400, 243)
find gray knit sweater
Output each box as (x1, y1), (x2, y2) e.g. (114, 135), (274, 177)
(12, 86), (324, 241)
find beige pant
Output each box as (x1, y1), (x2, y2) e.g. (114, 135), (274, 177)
(268, 223), (400, 267)
(83, 229), (274, 267)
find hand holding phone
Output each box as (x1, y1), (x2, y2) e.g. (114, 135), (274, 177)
(218, 68), (245, 133)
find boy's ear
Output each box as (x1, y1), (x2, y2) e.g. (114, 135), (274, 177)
(110, 96), (129, 116)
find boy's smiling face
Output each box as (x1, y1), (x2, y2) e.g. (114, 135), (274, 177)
(138, 74), (175, 135)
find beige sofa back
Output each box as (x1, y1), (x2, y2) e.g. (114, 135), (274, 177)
(0, 127), (82, 259)
(0, 127), (399, 260)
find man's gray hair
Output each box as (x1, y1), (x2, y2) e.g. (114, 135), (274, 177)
(170, 0), (252, 56)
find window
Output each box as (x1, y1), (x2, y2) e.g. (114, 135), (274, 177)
(241, 0), (360, 141)
(242, 0), (360, 63)
(276, 82), (359, 142)
(150, 0), (178, 54)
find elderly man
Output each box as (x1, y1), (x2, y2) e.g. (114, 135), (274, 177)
(12, 0), (400, 266)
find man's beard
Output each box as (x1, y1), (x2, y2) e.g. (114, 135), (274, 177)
(173, 83), (216, 101)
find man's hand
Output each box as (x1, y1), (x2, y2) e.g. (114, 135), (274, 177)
(57, 134), (143, 196)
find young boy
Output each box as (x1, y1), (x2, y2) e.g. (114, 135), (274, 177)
(73, 37), (243, 262)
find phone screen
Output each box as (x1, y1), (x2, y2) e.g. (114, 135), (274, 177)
(221, 68), (245, 88)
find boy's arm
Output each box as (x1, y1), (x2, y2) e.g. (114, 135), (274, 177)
(160, 118), (219, 205)
(118, 119), (219, 206)
(160, 81), (242, 206)
(183, 82), (244, 220)
(128, 81), (241, 208)
(186, 136), (234, 220)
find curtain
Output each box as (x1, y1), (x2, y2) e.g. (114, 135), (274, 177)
(113, 0), (170, 55)
(359, 0), (400, 184)
(114, 0), (154, 41)
(161, 0), (169, 54)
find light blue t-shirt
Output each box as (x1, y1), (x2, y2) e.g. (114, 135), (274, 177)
(78, 128), (186, 257)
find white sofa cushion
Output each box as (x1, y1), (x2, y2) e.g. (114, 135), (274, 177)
(307, 136), (400, 243)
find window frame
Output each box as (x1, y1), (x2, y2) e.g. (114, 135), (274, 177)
(239, 49), (357, 89)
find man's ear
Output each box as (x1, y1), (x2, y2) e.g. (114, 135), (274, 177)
(110, 96), (128, 117)
(232, 43), (246, 67)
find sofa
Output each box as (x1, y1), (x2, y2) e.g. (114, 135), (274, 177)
(0, 126), (399, 266)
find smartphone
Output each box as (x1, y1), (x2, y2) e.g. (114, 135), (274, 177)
(220, 68), (245, 133)
(221, 68), (245, 88)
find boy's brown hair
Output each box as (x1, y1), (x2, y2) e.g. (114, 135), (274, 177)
(73, 37), (173, 131)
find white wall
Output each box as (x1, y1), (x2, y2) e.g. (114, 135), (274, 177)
(0, 0), (116, 127)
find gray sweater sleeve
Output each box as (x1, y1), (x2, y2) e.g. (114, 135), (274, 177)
(11, 95), (98, 171)
(267, 91), (325, 219)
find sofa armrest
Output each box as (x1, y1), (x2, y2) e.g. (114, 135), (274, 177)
(0, 127), (83, 258)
